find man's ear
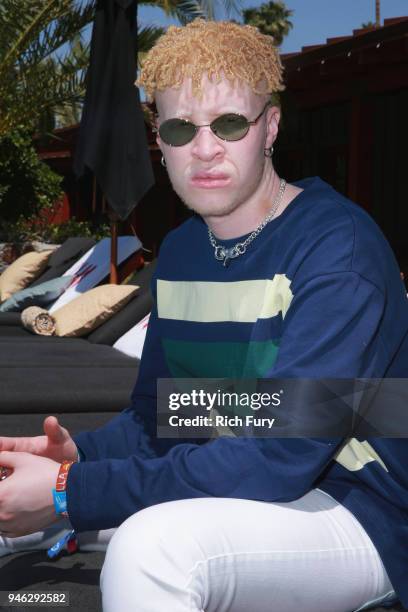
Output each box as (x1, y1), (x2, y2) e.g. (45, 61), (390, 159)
(153, 115), (162, 150)
(265, 105), (281, 150)
(150, 100), (162, 149)
(156, 132), (162, 149)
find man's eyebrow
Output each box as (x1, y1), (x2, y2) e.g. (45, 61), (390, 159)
(174, 111), (194, 118)
(208, 109), (245, 117)
(156, 110), (192, 120)
(165, 108), (247, 120)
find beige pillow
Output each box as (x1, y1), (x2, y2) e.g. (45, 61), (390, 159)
(0, 250), (52, 302)
(53, 284), (139, 337)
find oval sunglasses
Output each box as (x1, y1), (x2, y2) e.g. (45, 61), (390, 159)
(153, 102), (271, 147)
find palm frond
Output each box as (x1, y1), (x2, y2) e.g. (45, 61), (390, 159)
(1, 46), (88, 136)
(0, 0), (71, 76)
(140, 0), (241, 20)
(138, 24), (166, 53)
(140, 0), (207, 21)
(22, 3), (94, 66)
(137, 24), (166, 70)
(0, 0), (94, 137)
(218, 0), (242, 19)
(174, 0), (210, 23)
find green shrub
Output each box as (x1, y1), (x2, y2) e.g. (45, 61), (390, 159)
(45, 218), (111, 243)
(1, 214), (110, 245)
(0, 130), (63, 228)
(0, 130), (111, 245)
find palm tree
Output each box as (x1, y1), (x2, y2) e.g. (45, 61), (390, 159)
(0, 0), (95, 137)
(242, 0), (293, 46)
(0, 0), (239, 137)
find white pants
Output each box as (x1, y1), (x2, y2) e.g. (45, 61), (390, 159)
(0, 489), (396, 611)
(100, 489), (396, 612)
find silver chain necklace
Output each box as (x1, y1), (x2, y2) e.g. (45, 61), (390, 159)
(208, 178), (287, 267)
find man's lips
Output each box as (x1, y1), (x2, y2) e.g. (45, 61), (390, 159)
(190, 172), (231, 188)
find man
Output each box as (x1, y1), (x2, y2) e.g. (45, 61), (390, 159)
(0, 19), (407, 611)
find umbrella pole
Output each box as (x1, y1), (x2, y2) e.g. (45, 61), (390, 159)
(109, 208), (119, 284)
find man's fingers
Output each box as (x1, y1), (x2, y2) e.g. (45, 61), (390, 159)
(0, 438), (17, 452)
(43, 416), (67, 443)
(0, 437), (38, 455)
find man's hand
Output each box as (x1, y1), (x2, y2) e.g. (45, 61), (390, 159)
(0, 416), (78, 463)
(0, 451), (61, 537)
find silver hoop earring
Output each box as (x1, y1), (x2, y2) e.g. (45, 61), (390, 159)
(264, 146), (274, 158)
(161, 156), (167, 168)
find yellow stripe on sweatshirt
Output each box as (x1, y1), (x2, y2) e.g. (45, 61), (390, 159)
(157, 276), (293, 323)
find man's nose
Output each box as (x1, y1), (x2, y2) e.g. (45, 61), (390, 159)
(191, 126), (225, 161)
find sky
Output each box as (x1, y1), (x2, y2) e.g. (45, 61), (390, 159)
(138, 0), (408, 53)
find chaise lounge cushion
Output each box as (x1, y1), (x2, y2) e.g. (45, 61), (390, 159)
(0, 335), (139, 414)
(0, 312), (23, 326)
(0, 250), (52, 301)
(86, 260), (156, 345)
(0, 276), (73, 312)
(0, 239), (96, 321)
(52, 284), (139, 337)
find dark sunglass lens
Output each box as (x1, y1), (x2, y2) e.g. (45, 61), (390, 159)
(159, 119), (196, 146)
(212, 114), (249, 141)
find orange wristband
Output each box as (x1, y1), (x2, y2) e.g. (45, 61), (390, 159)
(56, 461), (75, 492)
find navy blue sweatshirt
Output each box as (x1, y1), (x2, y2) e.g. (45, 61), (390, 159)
(69, 177), (408, 606)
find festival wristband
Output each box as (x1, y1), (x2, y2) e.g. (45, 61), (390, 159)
(56, 461), (74, 492)
(52, 489), (68, 516)
(48, 461), (77, 558)
(52, 461), (75, 517)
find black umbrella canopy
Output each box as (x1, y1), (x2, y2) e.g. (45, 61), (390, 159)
(74, 0), (154, 220)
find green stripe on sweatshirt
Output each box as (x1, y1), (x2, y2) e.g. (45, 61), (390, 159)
(162, 338), (280, 378)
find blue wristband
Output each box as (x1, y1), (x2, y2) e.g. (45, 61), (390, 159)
(52, 488), (68, 516)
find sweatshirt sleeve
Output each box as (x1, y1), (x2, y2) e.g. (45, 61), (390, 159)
(66, 271), (388, 532)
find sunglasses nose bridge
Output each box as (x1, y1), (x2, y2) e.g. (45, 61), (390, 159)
(192, 122), (221, 141)
(191, 123), (226, 158)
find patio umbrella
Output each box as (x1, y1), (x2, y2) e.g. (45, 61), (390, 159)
(74, 0), (154, 281)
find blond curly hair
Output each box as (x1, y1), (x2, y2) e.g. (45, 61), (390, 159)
(137, 19), (284, 101)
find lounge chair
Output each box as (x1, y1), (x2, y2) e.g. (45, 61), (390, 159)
(48, 235), (142, 312)
(0, 260), (155, 422)
(0, 236), (143, 336)
(0, 235), (142, 320)
(0, 237), (95, 325)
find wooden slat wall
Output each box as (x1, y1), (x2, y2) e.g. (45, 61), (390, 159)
(276, 97), (350, 195)
(370, 88), (408, 263)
